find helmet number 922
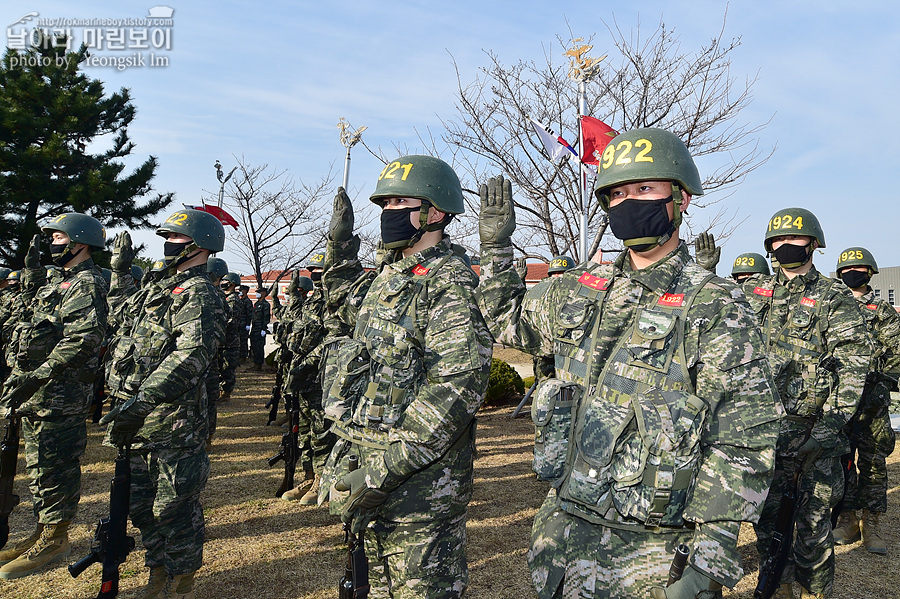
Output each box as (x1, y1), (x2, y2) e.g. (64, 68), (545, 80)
(378, 162), (414, 181)
(767, 215), (804, 232)
(840, 250), (865, 263)
(601, 139), (654, 170)
(165, 212), (189, 225)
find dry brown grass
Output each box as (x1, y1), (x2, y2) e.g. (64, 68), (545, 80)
(1, 360), (898, 598)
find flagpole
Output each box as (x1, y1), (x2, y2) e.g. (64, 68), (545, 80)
(337, 118), (367, 190)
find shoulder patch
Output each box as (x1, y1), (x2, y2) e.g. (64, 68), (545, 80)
(578, 272), (609, 291)
(411, 264), (429, 276)
(658, 292), (685, 307)
(172, 286), (185, 295)
(753, 286), (774, 297)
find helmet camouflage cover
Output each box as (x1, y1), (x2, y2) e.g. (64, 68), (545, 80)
(763, 207), (825, 251)
(731, 252), (770, 277)
(548, 255), (575, 275)
(836, 246), (878, 274)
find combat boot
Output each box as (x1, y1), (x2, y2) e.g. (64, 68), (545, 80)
(798, 586), (824, 599)
(0, 521), (70, 579)
(773, 582), (796, 599)
(861, 509), (888, 554)
(281, 470), (315, 501)
(129, 566), (167, 599)
(0, 523), (44, 565)
(832, 510), (861, 545)
(298, 473), (321, 506)
(162, 570), (196, 599)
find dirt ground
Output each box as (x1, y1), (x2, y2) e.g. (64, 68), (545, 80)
(2, 357), (898, 598)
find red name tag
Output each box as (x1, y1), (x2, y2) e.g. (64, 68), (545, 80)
(172, 287), (185, 295)
(658, 293), (685, 307)
(753, 287), (774, 297)
(59, 281), (71, 289)
(800, 297), (816, 307)
(867, 303), (878, 311)
(578, 272), (609, 291)
(411, 264), (429, 276)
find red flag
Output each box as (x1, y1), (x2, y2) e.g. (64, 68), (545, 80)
(580, 116), (618, 166)
(185, 204), (240, 229)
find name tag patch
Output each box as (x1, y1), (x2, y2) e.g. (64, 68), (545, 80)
(658, 293), (685, 307)
(172, 287), (185, 295)
(578, 272), (609, 291)
(59, 281), (71, 289)
(753, 287), (774, 297)
(800, 297), (816, 308)
(411, 264), (429, 276)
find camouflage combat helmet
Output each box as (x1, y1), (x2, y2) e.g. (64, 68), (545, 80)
(222, 272), (241, 287)
(548, 255), (575, 275)
(206, 256), (229, 280)
(836, 247), (878, 274)
(731, 252), (771, 277)
(306, 250), (325, 270)
(297, 276), (314, 293)
(763, 208), (825, 251)
(0, 267), (10, 281)
(594, 128), (704, 215)
(370, 154), (464, 214)
(156, 208), (226, 252)
(41, 212), (106, 249)
(131, 264), (144, 281)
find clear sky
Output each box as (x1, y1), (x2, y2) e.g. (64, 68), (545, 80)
(3, 1), (899, 276)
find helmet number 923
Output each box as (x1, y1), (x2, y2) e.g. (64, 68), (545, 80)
(735, 256), (756, 267)
(378, 162), (413, 181)
(601, 139), (654, 170)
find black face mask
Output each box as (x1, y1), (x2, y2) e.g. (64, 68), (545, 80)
(380, 207), (420, 247)
(771, 242), (811, 269)
(607, 196), (675, 252)
(49, 242), (82, 267)
(840, 270), (870, 289)
(163, 240), (193, 266)
(309, 271), (322, 283)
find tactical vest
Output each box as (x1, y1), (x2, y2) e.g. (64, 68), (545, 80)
(750, 276), (837, 417)
(324, 254), (454, 449)
(533, 261), (715, 528)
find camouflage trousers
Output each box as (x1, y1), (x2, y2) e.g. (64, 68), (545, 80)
(22, 414), (87, 523)
(295, 383), (334, 475)
(130, 444), (210, 575)
(528, 491), (694, 598)
(755, 452), (842, 596)
(250, 331), (266, 365)
(220, 344), (240, 394)
(324, 430), (475, 599)
(841, 383), (896, 513)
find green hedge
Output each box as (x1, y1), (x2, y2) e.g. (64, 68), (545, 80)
(485, 358), (525, 405)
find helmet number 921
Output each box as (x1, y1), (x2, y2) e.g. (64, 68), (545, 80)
(601, 139), (654, 170)
(840, 250), (865, 263)
(378, 162), (413, 181)
(767, 214), (804, 232)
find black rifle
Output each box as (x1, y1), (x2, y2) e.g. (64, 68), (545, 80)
(265, 358), (283, 426)
(69, 446), (135, 598)
(666, 543), (690, 586)
(266, 392), (299, 497)
(0, 411), (21, 549)
(339, 455), (370, 599)
(754, 408), (823, 599)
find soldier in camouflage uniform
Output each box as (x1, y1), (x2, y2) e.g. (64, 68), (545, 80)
(830, 247), (898, 555)
(478, 128), (782, 599)
(530, 255), (575, 382)
(205, 256), (231, 451)
(282, 254), (331, 504)
(219, 273), (243, 399)
(0, 214), (108, 579)
(747, 209), (871, 599)
(249, 287), (271, 371)
(270, 271), (308, 416)
(320, 155), (492, 598)
(0, 267), (17, 383)
(238, 285), (253, 362)
(730, 252), (770, 283)
(100, 208), (226, 599)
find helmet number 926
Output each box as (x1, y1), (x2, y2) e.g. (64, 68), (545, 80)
(735, 256), (756, 267)
(165, 212), (189, 225)
(767, 214), (804, 232)
(378, 162), (413, 181)
(840, 250), (865, 263)
(601, 139), (654, 170)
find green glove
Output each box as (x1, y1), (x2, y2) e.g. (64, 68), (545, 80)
(479, 175), (516, 246)
(24, 234), (42, 270)
(694, 231), (720, 274)
(110, 231), (134, 273)
(329, 187), (355, 243)
(0, 373), (45, 411)
(287, 270), (299, 295)
(648, 566), (722, 599)
(100, 393), (148, 446)
(516, 257), (528, 281)
(798, 436), (823, 472)
(334, 467), (390, 534)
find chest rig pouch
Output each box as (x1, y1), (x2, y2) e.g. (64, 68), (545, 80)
(558, 265), (715, 527)
(17, 282), (66, 369)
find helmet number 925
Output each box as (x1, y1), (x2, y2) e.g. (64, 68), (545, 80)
(601, 139), (654, 170)
(767, 215), (804, 232)
(165, 212), (189, 225)
(735, 256), (756, 267)
(378, 162), (413, 181)
(840, 250), (865, 263)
